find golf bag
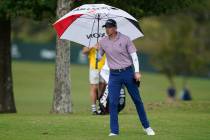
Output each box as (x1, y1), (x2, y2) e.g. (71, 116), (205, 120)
(98, 85), (126, 114)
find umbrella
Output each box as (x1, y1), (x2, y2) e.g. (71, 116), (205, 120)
(53, 4), (144, 68)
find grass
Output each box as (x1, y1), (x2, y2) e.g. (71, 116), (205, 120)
(0, 61), (210, 140)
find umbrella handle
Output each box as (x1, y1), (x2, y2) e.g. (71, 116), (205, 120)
(95, 50), (99, 69)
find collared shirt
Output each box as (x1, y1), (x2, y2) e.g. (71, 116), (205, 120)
(99, 32), (136, 69)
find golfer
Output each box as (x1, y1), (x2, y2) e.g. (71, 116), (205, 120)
(94, 19), (155, 136)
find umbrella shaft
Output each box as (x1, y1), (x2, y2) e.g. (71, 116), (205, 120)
(95, 14), (100, 69)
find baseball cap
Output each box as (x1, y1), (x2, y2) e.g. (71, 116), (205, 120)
(102, 19), (117, 28)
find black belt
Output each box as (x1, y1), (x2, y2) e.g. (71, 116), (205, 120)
(110, 66), (132, 72)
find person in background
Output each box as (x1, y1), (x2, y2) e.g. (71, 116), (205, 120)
(180, 87), (192, 101)
(167, 86), (176, 102)
(82, 46), (106, 115)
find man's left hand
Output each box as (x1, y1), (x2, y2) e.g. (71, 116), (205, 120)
(134, 72), (141, 81)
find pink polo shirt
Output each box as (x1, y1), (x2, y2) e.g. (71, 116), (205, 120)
(99, 32), (137, 70)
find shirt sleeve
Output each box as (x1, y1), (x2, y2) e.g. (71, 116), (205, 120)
(126, 37), (137, 54)
(130, 52), (139, 72)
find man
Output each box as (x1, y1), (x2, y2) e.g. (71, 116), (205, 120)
(94, 19), (155, 136)
(82, 46), (106, 115)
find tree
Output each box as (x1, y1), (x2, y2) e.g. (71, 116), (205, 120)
(51, 0), (73, 113)
(0, 0), (56, 113)
(0, 18), (16, 113)
(152, 14), (210, 90)
(72, 0), (199, 19)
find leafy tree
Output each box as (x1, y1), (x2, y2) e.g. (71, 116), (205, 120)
(72, 0), (198, 19)
(0, 0), (56, 113)
(153, 14), (210, 87)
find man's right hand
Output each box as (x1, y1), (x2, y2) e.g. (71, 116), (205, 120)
(93, 43), (100, 49)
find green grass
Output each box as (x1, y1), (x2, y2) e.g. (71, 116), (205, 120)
(0, 61), (210, 140)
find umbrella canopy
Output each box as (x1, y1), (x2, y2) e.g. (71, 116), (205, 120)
(53, 4), (144, 47)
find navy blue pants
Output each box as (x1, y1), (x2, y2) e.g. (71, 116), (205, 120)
(108, 67), (150, 134)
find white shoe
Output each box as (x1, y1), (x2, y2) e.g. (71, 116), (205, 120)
(144, 127), (155, 136)
(108, 133), (118, 136)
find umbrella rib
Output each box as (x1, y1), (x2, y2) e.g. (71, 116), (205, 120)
(87, 17), (96, 47)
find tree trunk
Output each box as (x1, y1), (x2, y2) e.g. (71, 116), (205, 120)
(168, 76), (175, 87)
(51, 0), (72, 113)
(0, 19), (17, 113)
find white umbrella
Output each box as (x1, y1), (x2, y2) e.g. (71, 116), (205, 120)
(53, 4), (144, 47)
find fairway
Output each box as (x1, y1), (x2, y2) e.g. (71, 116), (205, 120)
(0, 61), (210, 140)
